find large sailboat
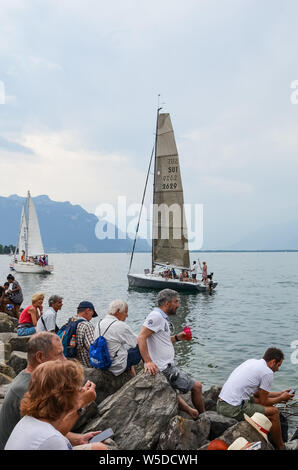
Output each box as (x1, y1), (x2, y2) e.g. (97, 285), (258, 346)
(11, 191), (53, 274)
(128, 110), (217, 292)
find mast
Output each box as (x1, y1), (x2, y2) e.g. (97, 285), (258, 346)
(152, 106), (162, 272)
(25, 191), (30, 260)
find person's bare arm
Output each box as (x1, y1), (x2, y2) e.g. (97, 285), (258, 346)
(254, 388), (294, 406)
(137, 326), (159, 375)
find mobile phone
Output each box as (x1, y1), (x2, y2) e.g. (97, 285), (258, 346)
(89, 428), (114, 443)
(244, 441), (261, 450)
(290, 389), (295, 395)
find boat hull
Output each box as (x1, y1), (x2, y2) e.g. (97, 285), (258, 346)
(13, 262), (53, 274)
(128, 273), (217, 292)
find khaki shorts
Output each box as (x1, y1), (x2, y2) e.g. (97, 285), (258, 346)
(216, 397), (266, 421)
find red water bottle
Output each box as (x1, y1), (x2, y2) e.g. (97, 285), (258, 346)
(184, 326), (192, 341)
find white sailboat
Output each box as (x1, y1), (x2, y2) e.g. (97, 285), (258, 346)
(11, 191), (53, 274)
(128, 109), (217, 292)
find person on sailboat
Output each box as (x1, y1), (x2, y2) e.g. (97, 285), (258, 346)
(17, 293), (44, 337)
(191, 261), (198, 283)
(202, 261), (208, 285)
(21, 250), (25, 262)
(138, 289), (205, 420)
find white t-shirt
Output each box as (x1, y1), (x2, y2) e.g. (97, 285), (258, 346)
(219, 358), (274, 406)
(94, 315), (138, 376)
(143, 307), (175, 371)
(5, 415), (72, 450)
(36, 307), (57, 332)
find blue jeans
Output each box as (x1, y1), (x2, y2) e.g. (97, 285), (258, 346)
(126, 345), (142, 370)
(17, 327), (36, 336)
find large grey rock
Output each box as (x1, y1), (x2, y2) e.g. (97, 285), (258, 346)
(0, 332), (18, 343)
(72, 401), (98, 432)
(9, 336), (30, 353)
(285, 439), (298, 450)
(204, 411), (238, 440)
(158, 414), (210, 450)
(8, 351), (27, 375)
(83, 367), (138, 405)
(217, 420), (274, 450)
(0, 362), (16, 378)
(0, 372), (13, 385)
(203, 386), (221, 411)
(82, 371), (178, 450)
(0, 313), (17, 333)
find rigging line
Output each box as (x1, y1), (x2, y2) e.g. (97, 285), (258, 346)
(128, 144), (155, 274)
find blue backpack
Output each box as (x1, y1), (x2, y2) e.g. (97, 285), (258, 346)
(89, 320), (117, 370)
(57, 317), (85, 358)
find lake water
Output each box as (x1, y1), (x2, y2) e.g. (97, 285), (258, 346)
(1, 251), (297, 437)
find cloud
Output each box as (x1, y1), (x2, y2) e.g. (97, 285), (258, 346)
(0, 129), (146, 212)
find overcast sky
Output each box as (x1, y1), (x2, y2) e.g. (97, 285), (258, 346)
(1, 0), (298, 248)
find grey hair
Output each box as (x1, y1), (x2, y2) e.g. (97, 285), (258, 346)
(109, 299), (128, 315)
(157, 289), (178, 307)
(48, 295), (63, 307)
(27, 332), (58, 364)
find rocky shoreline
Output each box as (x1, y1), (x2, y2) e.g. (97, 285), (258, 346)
(0, 311), (297, 451)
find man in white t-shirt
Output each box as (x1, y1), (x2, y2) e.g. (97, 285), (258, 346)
(94, 299), (142, 376)
(138, 289), (205, 419)
(217, 348), (294, 450)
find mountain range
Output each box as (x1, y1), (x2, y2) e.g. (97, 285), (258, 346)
(0, 194), (150, 253)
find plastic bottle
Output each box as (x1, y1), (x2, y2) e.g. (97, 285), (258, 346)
(184, 326), (192, 341)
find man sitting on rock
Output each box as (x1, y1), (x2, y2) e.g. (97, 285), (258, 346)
(94, 299), (142, 377)
(0, 332), (106, 450)
(217, 347), (294, 450)
(138, 288), (205, 419)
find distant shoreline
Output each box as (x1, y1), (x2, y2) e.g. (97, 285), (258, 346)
(2, 249), (298, 255)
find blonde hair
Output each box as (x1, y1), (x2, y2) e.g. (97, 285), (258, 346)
(20, 360), (84, 420)
(31, 292), (44, 304)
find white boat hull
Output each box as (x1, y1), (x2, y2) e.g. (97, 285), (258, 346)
(128, 273), (217, 292)
(13, 262), (53, 274)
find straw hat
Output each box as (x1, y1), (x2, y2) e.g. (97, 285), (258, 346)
(244, 413), (272, 442)
(228, 437), (250, 450)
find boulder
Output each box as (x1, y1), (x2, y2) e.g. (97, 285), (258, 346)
(81, 371), (178, 450)
(204, 411), (238, 440)
(9, 336), (30, 353)
(0, 372), (13, 385)
(8, 351), (27, 375)
(0, 362), (16, 378)
(72, 401), (98, 432)
(83, 367), (137, 405)
(203, 386), (221, 411)
(0, 332), (18, 343)
(0, 313), (17, 333)
(158, 414), (210, 450)
(215, 420), (274, 450)
(285, 439), (298, 450)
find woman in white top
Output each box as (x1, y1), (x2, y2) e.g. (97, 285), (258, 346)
(5, 360), (107, 451)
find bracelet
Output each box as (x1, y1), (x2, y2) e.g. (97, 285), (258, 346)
(175, 334), (180, 342)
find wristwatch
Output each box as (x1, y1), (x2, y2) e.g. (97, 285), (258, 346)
(175, 334), (180, 342)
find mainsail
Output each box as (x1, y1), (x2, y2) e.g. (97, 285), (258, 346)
(15, 206), (27, 256)
(152, 113), (190, 269)
(26, 192), (44, 256)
